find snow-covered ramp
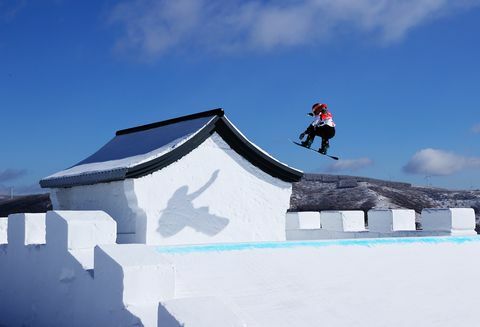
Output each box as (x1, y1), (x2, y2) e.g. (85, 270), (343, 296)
(157, 237), (480, 327)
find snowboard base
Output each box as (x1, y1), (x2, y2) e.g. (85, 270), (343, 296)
(291, 140), (339, 160)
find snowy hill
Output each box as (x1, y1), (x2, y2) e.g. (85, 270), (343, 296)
(291, 174), (480, 230)
(0, 194), (52, 217)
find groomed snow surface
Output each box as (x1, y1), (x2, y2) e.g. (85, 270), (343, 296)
(159, 237), (480, 327)
(1, 210), (480, 326)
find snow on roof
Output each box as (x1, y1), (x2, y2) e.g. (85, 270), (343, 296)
(78, 115), (215, 167)
(40, 109), (303, 188)
(223, 116), (299, 172)
(45, 118), (214, 179)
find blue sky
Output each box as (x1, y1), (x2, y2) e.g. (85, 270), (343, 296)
(1, 0), (479, 194)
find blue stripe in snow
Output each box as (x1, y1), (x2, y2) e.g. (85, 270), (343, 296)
(156, 236), (480, 254)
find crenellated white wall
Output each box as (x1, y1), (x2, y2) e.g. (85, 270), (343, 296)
(50, 180), (139, 243)
(0, 211), (175, 327)
(286, 208), (477, 240)
(50, 133), (293, 245)
(1, 208), (480, 327)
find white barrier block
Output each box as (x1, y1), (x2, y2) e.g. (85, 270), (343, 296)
(158, 297), (245, 327)
(421, 208), (476, 235)
(286, 212), (321, 230)
(0, 217), (7, 244)
(320, 211), (366, 232)
(95, 244), (174, 305)
(7, 213), (46, 246)
(287, 229), (371, 240)
(46, 211), (116, 250)
(368, 209), (416, 233)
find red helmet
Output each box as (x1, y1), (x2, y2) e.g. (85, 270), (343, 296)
(312, 103), (328, 114)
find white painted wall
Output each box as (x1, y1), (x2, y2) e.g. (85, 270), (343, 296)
(286, 229), (453, 240)
(0, 210), (173, 327)
(422, 208), (476, 235)
(51, 133), (292, 245)
(285, 211), (321, 230)
(8, 213), (46, 246)
(368, 209), (416, 232)
(0, 217), (7, 244)
(135, 133), (292, 245)
(320, 210), (366, 232)
(50, 179), (139, 243)
(287, 209), (476, 240)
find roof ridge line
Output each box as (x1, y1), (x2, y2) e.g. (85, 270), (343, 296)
(115, 108), (224, 136)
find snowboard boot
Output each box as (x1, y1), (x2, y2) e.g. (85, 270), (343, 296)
(301, 136), (314, 148)
(301, 125), (314, 141)
(319, 139), (330, 154)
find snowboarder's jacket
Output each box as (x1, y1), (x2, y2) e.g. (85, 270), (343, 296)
(311, 110), (336, 128)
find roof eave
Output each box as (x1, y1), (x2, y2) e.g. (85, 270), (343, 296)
(40, 112), (303, 188)
(214, 117), (303, 182)
(39, 168), (128, 189)
(125, 116), (303, 183)
(124, 116), (219, 179)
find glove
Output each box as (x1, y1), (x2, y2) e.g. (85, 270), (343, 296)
(307, 113), (314, 116)
(299, 132), (305, 140)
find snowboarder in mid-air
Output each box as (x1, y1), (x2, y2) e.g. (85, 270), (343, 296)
(299, 103), (336, 154)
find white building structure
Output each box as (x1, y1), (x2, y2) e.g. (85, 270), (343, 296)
(40, 109), (303, 245)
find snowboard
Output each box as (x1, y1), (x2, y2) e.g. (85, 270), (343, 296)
(291, 140), (339, 160)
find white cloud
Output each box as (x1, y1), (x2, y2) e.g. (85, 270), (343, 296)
(108, 0), (480, 59)
(472, 123), (480, 134)
(403, 148), (480, 176)
(326, 157), (373, 172)
(0, 168), (27, 183)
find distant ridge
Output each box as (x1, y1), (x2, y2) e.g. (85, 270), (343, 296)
(0, 194), (52, 217)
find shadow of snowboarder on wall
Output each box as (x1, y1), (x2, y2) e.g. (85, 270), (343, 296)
(157, 170), (230, 237)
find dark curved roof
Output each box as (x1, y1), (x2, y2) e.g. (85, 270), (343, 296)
(40, 109), (303, 188)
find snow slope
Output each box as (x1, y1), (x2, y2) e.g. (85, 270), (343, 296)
(157, 237), (480, 327)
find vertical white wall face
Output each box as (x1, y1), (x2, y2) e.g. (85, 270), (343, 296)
(421, 208), (476, 235)
(50, 133), (293, 245)
(320, 211), (366, 232)
(368, 209), (416, 233)
(285, 212), (321, 230)
(50, 180), (143, 243)
(0, 217), (7, 244)
(8, 213), (46, 246)
(134, 133), (293, 245)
